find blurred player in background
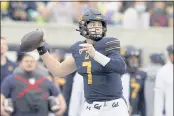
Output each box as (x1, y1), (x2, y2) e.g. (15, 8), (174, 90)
(144, 52), (165, 116)
(37, 48), (67, 116)
(33, 8), (129, 116)
(154, 45), (173, 116)
(62, 71), (76, 116)
(68, 72), (85, 116)
(1, 37), (17, 84)
(1, 53), (62, 116)
(122, 46), (146, 116)
(48, 49), (67, 116)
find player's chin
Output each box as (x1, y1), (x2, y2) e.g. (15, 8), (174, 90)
(24, 68), (35, 72)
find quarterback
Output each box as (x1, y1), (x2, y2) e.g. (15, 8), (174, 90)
(25, 8), (129, 116)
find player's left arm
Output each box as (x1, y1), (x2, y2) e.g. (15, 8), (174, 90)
(1, 75), (13, 116)
(103, 48), (127, 74)
(80, 38), (127, 75)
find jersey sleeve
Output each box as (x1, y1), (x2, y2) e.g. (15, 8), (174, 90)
(47, 79), (61, 97)
(71, 41), (81, 58)
(102, 38), (126, 74)
(71, 45), (75, 57)
(105, 37), (121, 55)
(1, 75), (13, 98)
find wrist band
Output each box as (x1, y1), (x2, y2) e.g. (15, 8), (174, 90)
(93, 51), (110, 66)
(37, 46), (48, 55)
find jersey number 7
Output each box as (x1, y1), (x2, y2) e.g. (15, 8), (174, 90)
(82, 61), (92, 84)
(131, 80), (140, 99)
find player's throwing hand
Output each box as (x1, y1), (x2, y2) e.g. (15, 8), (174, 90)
(79, 43), (96, 58)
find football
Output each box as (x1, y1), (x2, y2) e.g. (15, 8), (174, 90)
(20, 30), (44, 52)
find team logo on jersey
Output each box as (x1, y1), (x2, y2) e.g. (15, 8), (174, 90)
(96, 16), (102, 19)
(86, 106), (91, 110)
(29, 78), (36, 85)
(85, 51), (90, 60)
(8, 66), (13, 72)
(112, 102), (119, 108)
(79, 49), (82, 55)
(79, 14), (84, 22)
(94, 104), (102, 110)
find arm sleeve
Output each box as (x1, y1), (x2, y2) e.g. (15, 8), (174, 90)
(105, 51), (127, 75)
(68, 73), (85, 116)
(71, 42), (80, 58)
(103, 38), (127, 74)
(47, 79), (60, 97)
(154, 69), (165, 116)
(1, 75), (13, 98)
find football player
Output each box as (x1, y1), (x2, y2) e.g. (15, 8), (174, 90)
(1, 37), (17, 84)
(122, 46), (147, 116)
(154, 45), (173, 116)
(144, 53), (165, 116)
(34, 8), (128, 116)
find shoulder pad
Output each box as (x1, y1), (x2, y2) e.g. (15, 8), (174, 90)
(95, 37), (120, 54)
(71, 41), (82, 49)
(71, 41), (84, 57)
(71, 41), (83, 52)
(104, 37), (120, 54)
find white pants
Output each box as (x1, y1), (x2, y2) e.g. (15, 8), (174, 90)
(80, 98), (129, 116)
(48, 113), (55, 116)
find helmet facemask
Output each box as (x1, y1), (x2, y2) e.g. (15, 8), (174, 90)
(79, 20), (107, 41)
(127, 56), (139, 68)
(126, 55), (139, 73)
(87, 21), (106, 41)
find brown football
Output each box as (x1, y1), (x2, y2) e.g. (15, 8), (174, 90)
(20, 30), (44, 52)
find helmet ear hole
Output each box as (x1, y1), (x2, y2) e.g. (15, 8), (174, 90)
(83, 31), (87, 35)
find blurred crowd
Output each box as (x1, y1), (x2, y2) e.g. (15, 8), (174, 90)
(1, 1), (173, 28)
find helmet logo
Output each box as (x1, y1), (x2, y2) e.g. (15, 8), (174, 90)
(79, 14), (84, 22)
(96, 16), (102, 19)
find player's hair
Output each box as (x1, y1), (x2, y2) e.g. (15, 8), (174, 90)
(19, 54), (36, 62)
